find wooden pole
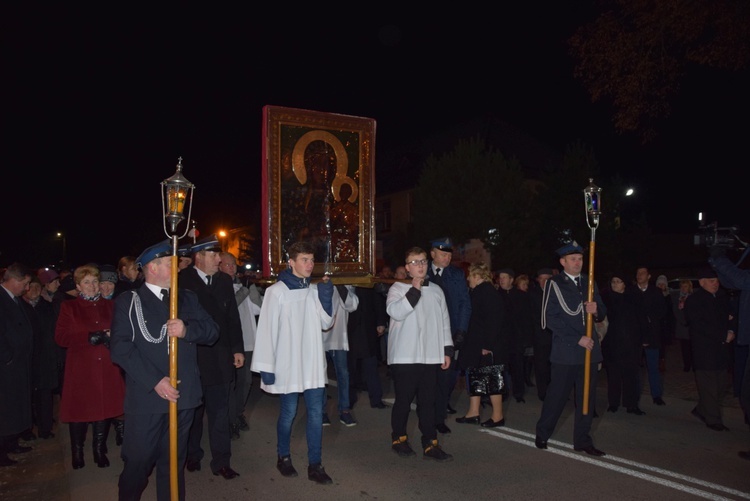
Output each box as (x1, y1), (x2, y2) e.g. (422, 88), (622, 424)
(169, 235), (179, 501)
(582, 234), (596, 415)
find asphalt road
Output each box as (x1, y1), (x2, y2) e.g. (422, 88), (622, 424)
(2, 342), (749, 500)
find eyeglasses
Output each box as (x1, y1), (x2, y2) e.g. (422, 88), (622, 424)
(406, 259), (428, 266)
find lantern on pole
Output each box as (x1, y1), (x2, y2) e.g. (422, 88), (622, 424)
(581, 178), (602, 415)
(160, 157), (195, 500)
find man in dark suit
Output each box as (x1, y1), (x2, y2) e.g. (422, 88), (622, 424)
(0, 263), (34, 467)
(684, 268), (736, 431)
(180, 235), (245, 479)
(631, 266), (668, 406)
(427, 237), (471, 435)
(535, 241), (607, 456)
(110, 240), (218, 500)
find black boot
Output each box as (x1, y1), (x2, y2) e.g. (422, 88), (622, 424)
(92, 419), (111, 468)
(69, 422), (88, 469)
(113, 419), (124, 446)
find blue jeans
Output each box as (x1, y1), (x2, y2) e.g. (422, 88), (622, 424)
(323, 350), (351, 413)
(278, 387), (325, 465)
(643, 347), (663, 399)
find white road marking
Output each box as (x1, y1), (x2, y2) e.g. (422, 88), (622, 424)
(482, 428), (749, 500)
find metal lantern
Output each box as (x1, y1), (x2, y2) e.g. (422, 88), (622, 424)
(583, 178), (602, 230)
(161, 157), (195, 237)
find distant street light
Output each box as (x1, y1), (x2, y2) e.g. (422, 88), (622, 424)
(56, 232), (67, 266)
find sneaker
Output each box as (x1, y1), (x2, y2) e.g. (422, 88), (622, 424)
(423, 440), (453, 462)
(322, 414), (331, 426)
(391, 435), (416, 457)
(307, 463), (333, 485)
(276, 455), (298, 477)
(339, 412), (357, 427)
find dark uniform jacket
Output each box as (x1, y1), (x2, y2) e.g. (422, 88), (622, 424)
(428, 263), (471, 338)
(110, 285), (218, 413)
(179, 267), (243, 386)
(0, 290), (33, 436)
(543, 273), (606, 366)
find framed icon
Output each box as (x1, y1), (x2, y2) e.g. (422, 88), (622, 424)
(261, 105), (376, 280)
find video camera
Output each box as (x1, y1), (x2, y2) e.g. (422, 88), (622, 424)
(694, 220), (747, 250)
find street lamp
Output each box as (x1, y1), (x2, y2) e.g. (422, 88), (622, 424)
(56, 232), (67, 266)
(160, 156), (195, 501)
(582, 178), (602, 415)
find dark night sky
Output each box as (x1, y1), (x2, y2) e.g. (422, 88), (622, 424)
(3, 7), (749, 269)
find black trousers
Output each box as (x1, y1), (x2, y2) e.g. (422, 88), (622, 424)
(536, 362), (598, 449)
(187, 382), (232, 473)
(119, 409), (194, 501)
(605, 359), (639, 408)
(390, 363), (439, 448)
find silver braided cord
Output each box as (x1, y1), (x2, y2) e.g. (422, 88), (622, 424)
(128, 291), (168, 346)
(541, 280), (584, 330)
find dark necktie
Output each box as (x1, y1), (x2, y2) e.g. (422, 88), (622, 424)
(435, 268), (441, 276)
(161, 289), (170, 306)
(206, 275), (212, 286)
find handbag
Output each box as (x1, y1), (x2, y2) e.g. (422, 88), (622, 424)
(467, 354), (506, 397)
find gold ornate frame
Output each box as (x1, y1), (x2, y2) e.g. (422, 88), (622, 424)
(262, 105), (376, 279)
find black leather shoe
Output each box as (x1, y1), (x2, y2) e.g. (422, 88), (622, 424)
(371, 401), (389, 409)
(626, 407), (645, 415)
(535, 436), (548, 449)
(230, 422), (241, 440)
(277, 455), (298, 477)
(481, 418), (505, 428)
(691, 407), (706, 423)
(238, 414), (250, 431)
(186, 459), (201, 472)
(307, 463), (333, 485)
(574, 445), (606, 457)
(446, 404), (457, 415)
(436, 423), (452, 434)
(0, 454), (18, 467)
(515, 397), (525, 403)
(39, 432), (55, 439)
(653, 397), (666, 406)
(738, 451), (750, 460)
(7, 445), (32, 454)
(213, 466), (240, 479)
(20, 430), (36, 441)
(455, 415), (480, 424)
(606, 405), (618, 413)
(707, 423), (729, 431)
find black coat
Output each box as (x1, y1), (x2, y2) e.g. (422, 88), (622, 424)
(630, 284), (667, 349)
(179, 267), (244, 386)
(684, 287), (736, 371)
(601, 289), (645, 364)
(0, 290), (33, 436)
(27, 298), (59, 390)
(347, 286), (388, 359)
(458, 281), (507, 369)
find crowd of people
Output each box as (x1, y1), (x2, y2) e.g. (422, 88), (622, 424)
(2, 233), (749, 499)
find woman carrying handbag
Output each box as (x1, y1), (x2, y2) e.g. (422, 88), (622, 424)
(455, 262), (509, 427)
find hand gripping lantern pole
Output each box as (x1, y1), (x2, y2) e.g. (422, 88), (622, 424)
(582, 179), (601, 415)
(161, 157), (195, 501)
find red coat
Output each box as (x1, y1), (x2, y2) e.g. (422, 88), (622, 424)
(55, 296), (124, 422)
